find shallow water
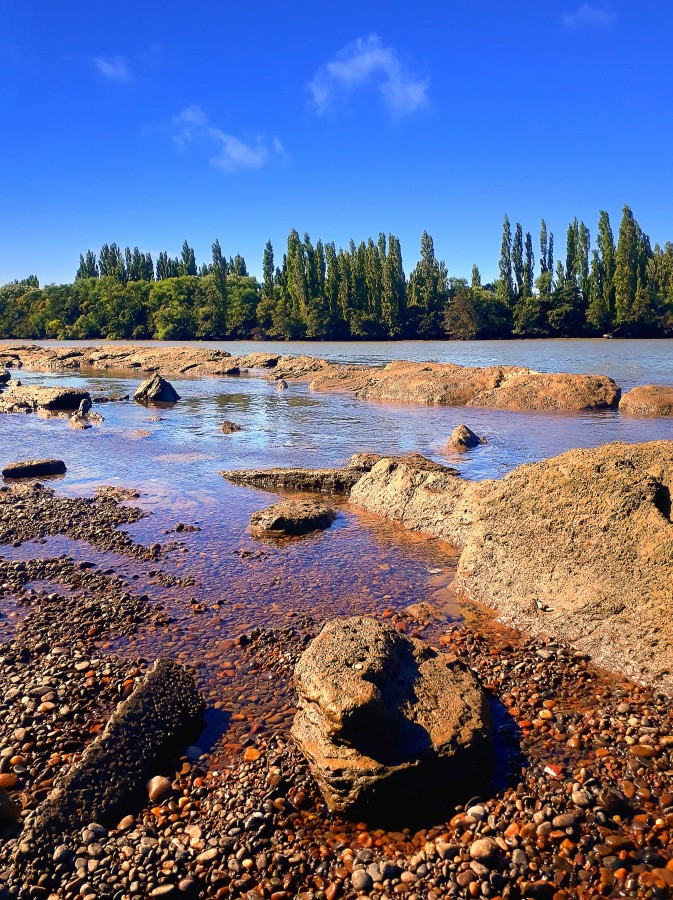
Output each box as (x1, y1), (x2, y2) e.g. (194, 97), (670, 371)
(0, 341), (671, 760)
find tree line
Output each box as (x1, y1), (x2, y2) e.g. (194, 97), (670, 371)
(1, 206), (672, 341)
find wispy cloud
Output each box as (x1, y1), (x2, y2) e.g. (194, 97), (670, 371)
(308, 34), (429, 115)
(563, 5), (616, 27)
(171, 106), (284, 171)
(92, 55), (131, 83)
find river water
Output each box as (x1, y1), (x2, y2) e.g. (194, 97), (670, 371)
(0, 339), (672, 756)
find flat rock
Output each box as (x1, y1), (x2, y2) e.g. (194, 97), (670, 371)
(619, 385), (673, 416)
(447, 424), (485, 451)
(0, 384), (90, 413)
(221, 453), (452, 496)
(308, 360), (620, 411)
(454, 440), (673, 695)
(2, 459), (67, 479)
(134, 374), (180, 404)
(291, 617), (493, 821)
(250, 499), (336, 537)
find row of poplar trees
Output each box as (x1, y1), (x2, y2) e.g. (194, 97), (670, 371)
(2, 206), (672, 340)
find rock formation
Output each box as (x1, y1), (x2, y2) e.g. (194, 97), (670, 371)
(619, 385), (673, 416)
(134, 374), (180, 404)
(447, 424), (485, 451)
(454, 440), (673, 695)
(250, 499), (336, 537)
(14, 658), (204, 878)
(291, 617), (493, 821)
(0, 385), (91, 414)
(221, 420), (242, 434)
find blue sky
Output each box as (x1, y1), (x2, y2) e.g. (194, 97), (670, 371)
(2, 1), (672, 285)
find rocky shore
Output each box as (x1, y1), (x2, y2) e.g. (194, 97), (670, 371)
(1, 471), (673, 897)
(6, 341), (673, 414)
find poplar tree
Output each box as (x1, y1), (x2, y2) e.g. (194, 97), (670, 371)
(512, 223), (524, 299)
(497, 215), (513, 307)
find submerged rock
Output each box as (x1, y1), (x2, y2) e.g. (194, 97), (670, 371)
(250, 499), (336, 537)
(454, 440), (673, 695)
(221, 420), (242, 434)
(619, 384), (673, 416)
(447, 424), (485, 451)
(291, 617), (493, 820)
(134, 374), (181, 404)
(1, 459), (67, 479)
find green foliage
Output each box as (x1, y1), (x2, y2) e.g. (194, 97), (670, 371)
(3, 210), (673, 341)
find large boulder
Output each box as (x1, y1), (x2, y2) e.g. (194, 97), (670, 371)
(292, 617), (493, 821)
(133, 374), (180, 404)
(0, 368), (10, 385)
(2, 459), (67, 479)
(250, 499), (336, 537)
(454, 441), (673, 695)
(619, 385), (673, 416)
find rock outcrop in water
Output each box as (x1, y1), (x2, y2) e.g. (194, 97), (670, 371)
(349, 456), (486, 549)
(1, 459), (67, 480)
(134, 374), (180, 404)
(221, 453), (457, 496)
(619, 385), (673, 416)
(0, 384), (90, 414)
(447, 424), (485, 450)
(291, 617), (493, 820)
(307, 360), (621, 411)
(250, 499), (337, 537)
(0, 345), (629, 413)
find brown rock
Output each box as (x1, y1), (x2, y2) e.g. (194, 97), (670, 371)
(447, 424), (485, 451)
(250, 499), (336, 537)
(454, 440), (673, 695)
(221, 420), (242, 434)
(0, 788), (20, 826)
(2, 459), (67, 479)
(619, 385), (673, 416)
(147, 775), (174, 803)
(291, 617), (493, 820)
(349, 456), (486, 549)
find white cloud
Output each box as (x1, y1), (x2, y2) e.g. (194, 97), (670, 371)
(171, 106), (283, 171)
(92, 55), (131, 83)
(308, 34), (429, 115)
(563, 5), (616, 27)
